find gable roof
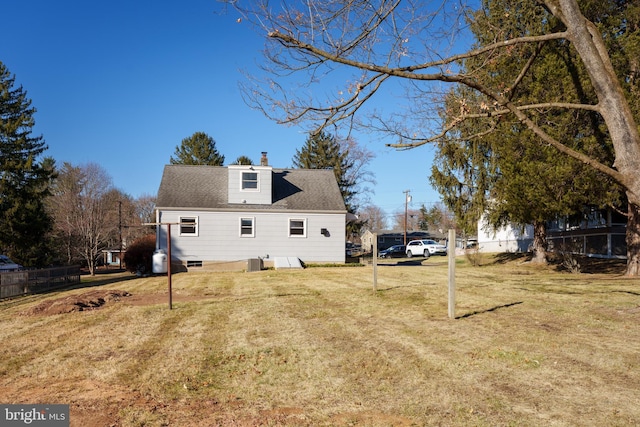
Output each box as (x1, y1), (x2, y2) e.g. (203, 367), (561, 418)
(156, 164), (347, 212)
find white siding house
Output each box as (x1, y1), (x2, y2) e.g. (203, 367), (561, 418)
(154, 158), (347, 269)
(477, 216), (534, 253)
(476, 207), (627, 258)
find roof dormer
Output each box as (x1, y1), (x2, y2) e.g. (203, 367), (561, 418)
(228, 164), (273, 205)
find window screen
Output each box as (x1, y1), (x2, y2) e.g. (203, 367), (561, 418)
(289, 219), (306, 237)
(180, 217), (197, 235)
(242, 172), (258, 190)
(240, 217), (254, 237)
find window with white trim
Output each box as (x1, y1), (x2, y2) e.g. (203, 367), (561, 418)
(180, 217), (198, 236)
(241, 171), (259, 190)
(240, 217), (255, 237)
(289, 218), (306, 237)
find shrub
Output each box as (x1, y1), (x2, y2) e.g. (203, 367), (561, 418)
(465, 245), (484, 267)
(561, 252), (582, 273)
(556, 241), (582, 273)
(123, 234), (156, 274)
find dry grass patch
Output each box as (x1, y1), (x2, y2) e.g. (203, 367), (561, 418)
(1, 255), (639, 426)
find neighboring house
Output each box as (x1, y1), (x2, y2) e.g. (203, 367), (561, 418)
(101, 249), (124, 267)
(476, 207), (627, 258)
(154, 154), (347, 269)
(476, 218), (535, 253)
(546, 207), (627, 258)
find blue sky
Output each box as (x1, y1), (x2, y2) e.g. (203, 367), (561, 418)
(2, 0), (442, 225)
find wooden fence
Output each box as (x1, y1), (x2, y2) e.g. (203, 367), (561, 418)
(0, 266), (81, 299)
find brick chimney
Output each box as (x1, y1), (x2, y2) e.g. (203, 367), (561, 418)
(260, 152), (268, 166)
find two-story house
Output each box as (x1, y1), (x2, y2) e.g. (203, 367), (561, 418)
(154, 154), (347, 270)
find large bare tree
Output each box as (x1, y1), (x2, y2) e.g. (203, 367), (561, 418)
(49, 163), (121, 275)
(358, 204), (388, 232)
(228, 0), (640, 275)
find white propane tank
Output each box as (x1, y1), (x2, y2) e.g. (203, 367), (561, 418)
(152, 249), (167, 274)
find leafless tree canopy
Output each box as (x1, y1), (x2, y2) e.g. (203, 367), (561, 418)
(358, 204), (388, 232)
(236, 0), (466, 136)
(229, 0), (640, 200)
(48, 163), (155, 275)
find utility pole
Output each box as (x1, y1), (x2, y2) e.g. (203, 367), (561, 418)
(403, 190), (411, 245)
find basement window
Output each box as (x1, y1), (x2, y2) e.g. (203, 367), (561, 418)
(187, 260), (203, 268)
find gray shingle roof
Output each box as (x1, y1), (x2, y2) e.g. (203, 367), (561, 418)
(156, 165), (346, 212)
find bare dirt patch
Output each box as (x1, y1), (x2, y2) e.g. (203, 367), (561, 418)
(20, 289), (219, 316)
(21, 290), (132, 316)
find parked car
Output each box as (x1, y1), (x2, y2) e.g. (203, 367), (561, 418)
(0, 255), (23, 271)
(378, 245), (406, 259)
(405, 240), (447, 258)
(346, 242), (355, 257)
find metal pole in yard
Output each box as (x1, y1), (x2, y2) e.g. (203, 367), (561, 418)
(167, 224), (172, 310)
(118, 200), (123, 270)
(448, 229), (456, 319)
(373, 233), (378, 291)
(143, 221), (179, 310)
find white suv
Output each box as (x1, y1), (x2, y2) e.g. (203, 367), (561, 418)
(405, 240), (447, 258)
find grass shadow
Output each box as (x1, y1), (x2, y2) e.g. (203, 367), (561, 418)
(75, 272), (140, 288)
(390, 259), (427, 266)
(490, 253), (531, 265)
(548, 255), (627, 274)
(39, 270), (140, 295)
(377, 283), (438, 292)
(488, 253), (627, 275)
(457, 301), (524, 319)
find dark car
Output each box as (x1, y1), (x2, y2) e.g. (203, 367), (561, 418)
(0, 254), (22, 271)
(379, 245), (406, 258)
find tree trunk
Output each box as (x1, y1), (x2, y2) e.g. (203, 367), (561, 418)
(531, 220), (548, 264)
(626, 202), (640, 276)
(546, 0), (640, 275)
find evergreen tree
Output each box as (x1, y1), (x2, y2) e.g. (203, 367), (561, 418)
(292, 131), (356, 213)
(170, 132), (225, 166)
(431, 0), (625, 263)
(231, 155), (254, 165)
(0, 61), (54, 266)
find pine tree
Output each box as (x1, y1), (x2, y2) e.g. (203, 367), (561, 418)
(0, 61), (54, 266)
(292, 131), (356, 213)
(170, 132), (225, 166)
(431, 0), (626, 263)
(231, 155), (254, 165)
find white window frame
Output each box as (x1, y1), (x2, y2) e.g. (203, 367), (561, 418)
(241, 171), (259, 191)
(179, 216), (198, 236)
(288, 218), (307, 238)
(240, 217), (255, 237)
